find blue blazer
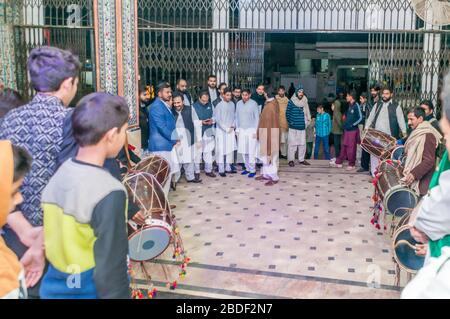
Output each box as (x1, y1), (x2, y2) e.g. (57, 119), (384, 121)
(148, 98), (177, 152)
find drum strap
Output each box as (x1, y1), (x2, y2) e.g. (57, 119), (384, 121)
(394, 240), (417, 250)
(370, 103), (383, 129)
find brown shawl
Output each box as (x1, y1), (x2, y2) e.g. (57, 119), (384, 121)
(257, 99), (280, 158)
(404, 121), (442, 194)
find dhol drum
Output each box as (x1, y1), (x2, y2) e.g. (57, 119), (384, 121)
(361, 128), (397, 160)
(376, 160), (418, 218)
(129, 155), (170, 187)
(123, 172), (173, 261)
(392, 224), (426, 273)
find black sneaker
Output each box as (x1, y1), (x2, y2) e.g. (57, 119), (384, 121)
(288, 161), (295, 167)
(357, 168), (368, 173)
(219, 173), (227, 177)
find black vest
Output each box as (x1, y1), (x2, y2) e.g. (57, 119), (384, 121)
(173, 105), (195, 146)
(371, 101), (401, 139)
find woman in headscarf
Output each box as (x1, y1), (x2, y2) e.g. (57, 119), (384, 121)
(0, 140), (32, 298)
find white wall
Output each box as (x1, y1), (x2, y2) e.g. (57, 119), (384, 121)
(238, 0), (416, 31)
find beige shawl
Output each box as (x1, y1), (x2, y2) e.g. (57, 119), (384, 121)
(404, 121), (442, 193)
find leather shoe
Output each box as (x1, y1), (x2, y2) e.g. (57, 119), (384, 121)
(265, 180), (278, 186)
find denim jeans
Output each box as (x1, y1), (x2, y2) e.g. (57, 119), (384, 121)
(314, 135), (331, 160)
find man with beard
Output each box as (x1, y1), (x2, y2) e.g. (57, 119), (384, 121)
(252, 84), (267, 112)
(365, 85), (407, 176)
(370, 83), (381, 106)
(236, 89), (259, 178)
(401, 107), (441, 196)
(148, 82), (180, 195)
(138, 85), (152, 151)
(193, 90), (216, 178)
(286, 85), (311, 167)
(275, 86), (289, 159)
(207, 75), (219, 103)
(172, 93), (202, 183)
(232, 86), (242, 106)
(256, 93), (280, 186)
(176, 79), (193, 108)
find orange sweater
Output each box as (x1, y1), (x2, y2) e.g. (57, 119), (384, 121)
(0, 140), (24, 298)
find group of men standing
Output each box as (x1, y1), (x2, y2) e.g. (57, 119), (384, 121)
(141, 76), (295, 190)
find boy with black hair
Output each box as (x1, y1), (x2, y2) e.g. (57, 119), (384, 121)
(314, 104), (331, 160)
(39, 92), (130, 299)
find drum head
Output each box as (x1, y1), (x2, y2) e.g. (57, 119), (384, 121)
(123, 172), (171, 220)
(133, 155), (170, 186)
(129, 226), (171, 261)
(393, 225), (425, 273)
(391, 146), (404, 161)
(361, 129), (397, 159)
(384, 187), (417, 217)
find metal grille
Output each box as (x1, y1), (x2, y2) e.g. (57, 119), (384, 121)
(11, 0), (96, 103)
(138, 0), (266, 96)
(369, 31), (450, 116)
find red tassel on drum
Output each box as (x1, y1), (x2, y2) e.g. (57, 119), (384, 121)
(148, 288), (157, 299)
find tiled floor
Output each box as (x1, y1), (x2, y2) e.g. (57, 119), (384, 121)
(132, 160), (403, 299)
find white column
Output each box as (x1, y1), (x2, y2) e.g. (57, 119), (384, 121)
(212, 0), (229, 85)
(23, 0), (44, 46)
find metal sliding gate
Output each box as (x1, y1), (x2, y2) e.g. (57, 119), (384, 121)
(10, 0), (96, 103)
(369, 29), (450, 116)
(137, 0), (265, 95)
(138, 0), (450, 113)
